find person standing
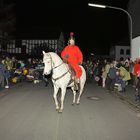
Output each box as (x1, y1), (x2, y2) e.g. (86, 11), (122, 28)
(0, 58), (6, 88)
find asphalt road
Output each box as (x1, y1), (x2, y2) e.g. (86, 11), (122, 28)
(0, 81), (140, 140)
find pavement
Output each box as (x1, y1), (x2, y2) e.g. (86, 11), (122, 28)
(1, 80), (140, 110)
(87, 78), (140, 111)
(113, 84), (140, 112)
(0, 80), (140, 140)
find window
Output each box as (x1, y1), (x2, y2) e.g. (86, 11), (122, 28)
(120, 49), (124, 55)
(126, 49), (130, 55)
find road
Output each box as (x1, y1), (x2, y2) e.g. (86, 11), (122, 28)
(0, 81), (140, 140)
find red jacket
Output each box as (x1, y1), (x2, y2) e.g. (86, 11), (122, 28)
(133, 63), (140, 75)
(61, 45), (83, 65)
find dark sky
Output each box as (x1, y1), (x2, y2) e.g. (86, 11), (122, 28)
(17, 0), (130, 55)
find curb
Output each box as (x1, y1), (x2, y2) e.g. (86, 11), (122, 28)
(114, 91), (140, 112)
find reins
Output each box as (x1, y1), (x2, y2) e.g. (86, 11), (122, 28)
(47, 53), (70, 81)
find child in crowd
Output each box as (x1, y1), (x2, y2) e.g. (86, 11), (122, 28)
(115, 69), (126, 92)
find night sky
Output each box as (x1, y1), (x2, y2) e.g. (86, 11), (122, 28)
(17, 0), (130, 56)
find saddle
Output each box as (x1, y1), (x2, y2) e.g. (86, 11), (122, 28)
(66, 63), (75, 80)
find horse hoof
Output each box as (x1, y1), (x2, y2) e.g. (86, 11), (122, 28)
(56, 108), (59, 112)
(58, 109), (63, 113)
(76, 102), (80, 105)
(72, 103), (75, 106)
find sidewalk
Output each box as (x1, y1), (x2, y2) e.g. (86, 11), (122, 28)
(88, 78), (140, 110)
(114, 84), (140, 111)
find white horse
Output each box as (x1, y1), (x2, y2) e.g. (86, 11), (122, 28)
(43, 51), (86, 113)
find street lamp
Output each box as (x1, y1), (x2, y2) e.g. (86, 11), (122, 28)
(88, 3), (132, 57)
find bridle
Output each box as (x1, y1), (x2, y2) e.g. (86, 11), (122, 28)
(45, 53), (70, 81)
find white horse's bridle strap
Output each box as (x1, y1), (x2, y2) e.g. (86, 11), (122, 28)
(52, 70), (69, 81)
(48, 53), (63, 70)
(47, 53), (70, 81)
(53, 62), (64, 70)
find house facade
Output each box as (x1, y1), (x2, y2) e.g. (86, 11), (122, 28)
(0, 28), (65, 57)
(131, 36), (140, 60)
(128, 0), (140, 60)
(110, 45), (130, 61)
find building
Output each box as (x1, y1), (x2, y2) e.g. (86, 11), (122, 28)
(131, 36), (140, 60)
(128, 0), (140, 60)
(1, 27), (65, 57)
(110, 44), (130, 61)
(16, 28), (65, 56)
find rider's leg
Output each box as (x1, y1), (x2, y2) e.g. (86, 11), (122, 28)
(70, 64), (82, 91)
(74, 68), (82, 91)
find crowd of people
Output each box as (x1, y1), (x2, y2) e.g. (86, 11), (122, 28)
(83, 57), (140, 102)
(1, 53), (140, 102)
(1, 32), (140, 103)
(0, 55), (48, 89)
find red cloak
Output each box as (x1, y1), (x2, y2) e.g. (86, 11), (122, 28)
(61, 45), (83, 78)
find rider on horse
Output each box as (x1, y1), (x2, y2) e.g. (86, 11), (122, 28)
(61, 32), (83, 91)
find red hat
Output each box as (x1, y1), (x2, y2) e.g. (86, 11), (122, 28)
(70, 32), (74, 37)
(68, 32), (75, 44)
(69, 32), (75, 40)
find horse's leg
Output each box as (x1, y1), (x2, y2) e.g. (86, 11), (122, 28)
(71, 86), (76, 105)
(76, 81), (85, 105)
(53, 85), (59, 111)
(59, 87), (66, 113)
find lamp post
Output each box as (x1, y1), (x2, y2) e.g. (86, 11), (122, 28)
(88, 3), (132, 57)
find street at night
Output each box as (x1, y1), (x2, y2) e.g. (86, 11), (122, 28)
(0, 81), (140, 140)
(1, 0), (140, 139)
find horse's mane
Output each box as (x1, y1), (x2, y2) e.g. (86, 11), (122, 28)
(47, 52), (63, 62)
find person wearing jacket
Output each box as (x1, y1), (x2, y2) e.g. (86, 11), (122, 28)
(61, 32), (83, 90)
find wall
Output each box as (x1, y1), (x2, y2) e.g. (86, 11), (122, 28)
(127, 0), (140, 60)
(115, 45), (130, 60)
(131, 36), (140, 60)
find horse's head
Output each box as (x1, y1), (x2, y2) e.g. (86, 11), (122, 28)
(42, 51), (53, 75)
